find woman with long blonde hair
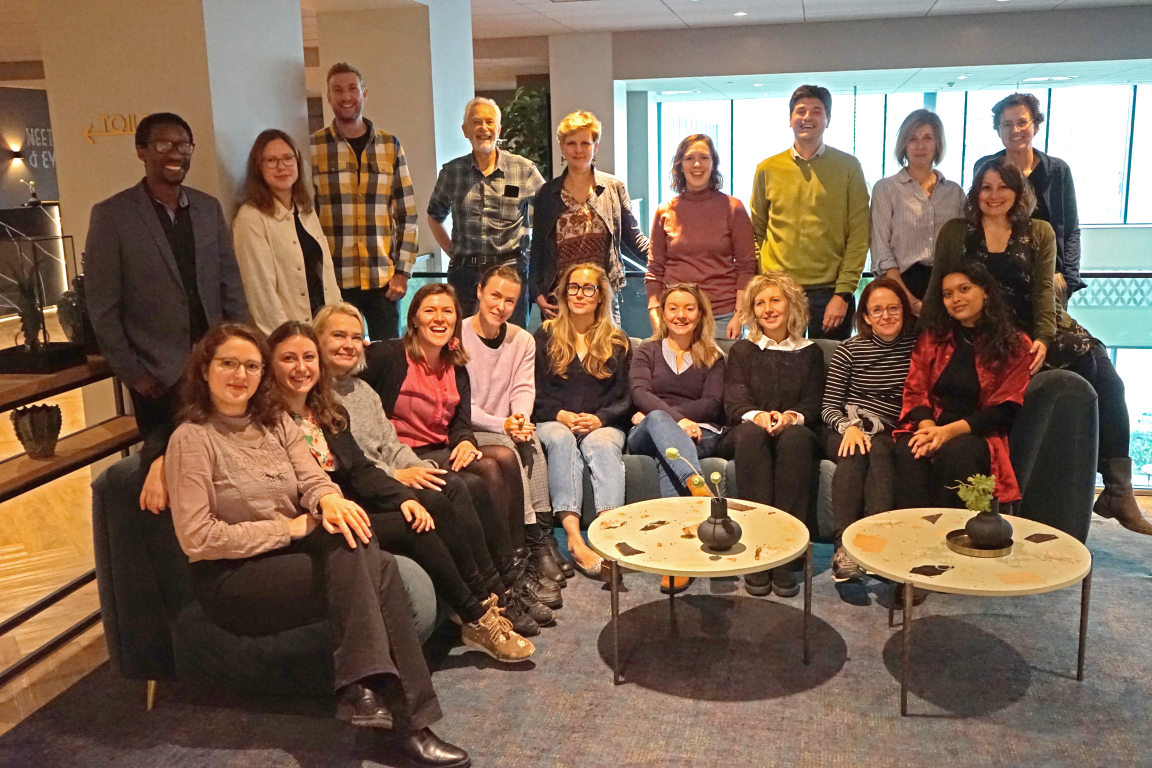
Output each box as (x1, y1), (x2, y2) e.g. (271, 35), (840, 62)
(534, 263), (631, 578)
(719, 271), (825, 599)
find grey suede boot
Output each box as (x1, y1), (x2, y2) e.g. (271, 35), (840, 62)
(1093, 458), (1152, 535)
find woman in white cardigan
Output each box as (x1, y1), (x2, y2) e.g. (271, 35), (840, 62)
(233, 129), (341, 334)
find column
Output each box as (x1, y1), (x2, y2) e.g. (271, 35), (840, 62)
(548, 32), (625, 177)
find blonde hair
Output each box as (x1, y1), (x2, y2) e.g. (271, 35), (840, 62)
(556, 111), (602, 145)
(742, 271), (809, 343)
(544, 263), (628, 379)
(313, 302), (368, 375)
(652, 283), (722, 369)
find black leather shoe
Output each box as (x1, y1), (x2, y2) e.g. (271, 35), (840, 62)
(385, 727), (470, 768)
(744, 569), (772, 596)
(771, 568), (801, 598)
(531, 541), (567, 587)
(515, 579), (556, 626)
(336, 683), (392, 728)
(515, 550), (563, 608)
(499, 586), (540, 636)
(545, 533), (576, 578)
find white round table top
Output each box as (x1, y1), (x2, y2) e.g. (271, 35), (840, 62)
(842, 508), (1091, 596)
(586, 497), (810, 578)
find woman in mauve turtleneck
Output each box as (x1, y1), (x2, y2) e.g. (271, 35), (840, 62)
(645, 133), (757, 340)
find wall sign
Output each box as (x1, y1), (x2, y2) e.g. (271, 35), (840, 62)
(84, 113), (146, 144)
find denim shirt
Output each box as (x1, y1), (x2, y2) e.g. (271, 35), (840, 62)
(529, 166), (650, 301)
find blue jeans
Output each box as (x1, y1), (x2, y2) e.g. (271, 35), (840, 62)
(627, 410), (721, 498)
(537, 421), (625, 520)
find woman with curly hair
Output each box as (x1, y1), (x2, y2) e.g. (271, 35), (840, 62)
(718, 271), (824, 599)
(645, 134), (756, 339)
(163, 323), (470, 766)
(534, 262), (632, 578)
(897, 262), (1032, 512)
(925, 156), (1152, 534)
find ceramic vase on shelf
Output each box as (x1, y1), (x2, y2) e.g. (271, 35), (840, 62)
(11, 404), (63, 459)
(964, 498), (1013, 549)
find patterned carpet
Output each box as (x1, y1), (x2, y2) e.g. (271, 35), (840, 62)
(1, 517), (1149, 768)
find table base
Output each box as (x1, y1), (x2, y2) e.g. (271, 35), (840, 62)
(608, 544), (813, 685)
(895, 555), (1093, 716)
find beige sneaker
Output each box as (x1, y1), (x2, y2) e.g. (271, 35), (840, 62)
(461, 595), (535, 663)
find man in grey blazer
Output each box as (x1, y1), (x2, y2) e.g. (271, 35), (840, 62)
(84, 112), (249, 441)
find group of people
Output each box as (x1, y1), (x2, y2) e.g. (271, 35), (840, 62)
(79, 59), (1150, 767)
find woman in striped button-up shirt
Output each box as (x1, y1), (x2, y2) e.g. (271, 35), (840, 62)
(870, 109), (965, 315)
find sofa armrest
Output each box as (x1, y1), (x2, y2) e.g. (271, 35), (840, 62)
(1010, 369), (1098, 542)
(92, 454), (196, 681)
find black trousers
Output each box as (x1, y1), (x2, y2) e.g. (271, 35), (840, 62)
(1067, 340), (1130, 460)
(803, 286), (855, 341)
(341, 287), (400, 341)
(190, 529), (441, 729)
(412, 448), (517, 588)
(447, 260), (529, 328)
(367, 503), (484, 624)
(900, 263), (933, 301)
(129, 388), (175, 443)
(719, 422), (820, 567)
(894, 432), (991, 509)
(822, 428), (898, 547)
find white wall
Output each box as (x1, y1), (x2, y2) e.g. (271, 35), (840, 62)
(419, 0), (475, 167)
(612, 7), (1152, 81)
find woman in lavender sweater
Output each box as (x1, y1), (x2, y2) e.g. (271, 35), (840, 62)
(461, 265), (566, 585)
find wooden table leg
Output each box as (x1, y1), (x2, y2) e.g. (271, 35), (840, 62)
(1078, 557), (1092, 682)
(803, 543), (812, 666)
(901, 581), (913, 716)
(610, 559), (621, 685)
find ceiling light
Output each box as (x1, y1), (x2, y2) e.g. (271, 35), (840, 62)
(957, 75), (968, 80)
(659, 90), (700, 95)
(1023, 75), (1078, 82)
(734, 11), (747, 16)
(753, 83), (763, 87)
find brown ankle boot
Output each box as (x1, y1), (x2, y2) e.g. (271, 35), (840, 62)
(1094, 458), (1152, 535)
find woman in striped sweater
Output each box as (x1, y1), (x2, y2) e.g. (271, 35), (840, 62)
(820, 277), (916, 583)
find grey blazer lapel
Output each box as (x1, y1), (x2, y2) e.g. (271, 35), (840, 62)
(130, 183), (183, 286)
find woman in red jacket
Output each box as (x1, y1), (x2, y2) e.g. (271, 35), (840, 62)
(895, 261), (1032, 509)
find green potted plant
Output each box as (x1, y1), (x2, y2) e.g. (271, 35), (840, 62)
(500, 85), (552, 176)
(954, 474), (1013, 549)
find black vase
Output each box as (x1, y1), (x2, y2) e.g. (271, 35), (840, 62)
(964, 499), (1013, 549)
(11, 404), (63, 459)
(698, 497), (743, 552)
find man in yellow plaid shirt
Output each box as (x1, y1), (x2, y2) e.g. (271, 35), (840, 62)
(312, 62), (419, 340)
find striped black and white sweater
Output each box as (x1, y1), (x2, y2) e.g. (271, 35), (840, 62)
(820, 332), (916, 434)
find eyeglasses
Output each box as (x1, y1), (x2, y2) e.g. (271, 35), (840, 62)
(566, 283), (600, 297)
(998, 118), (1034, 132)
(867, 305), (903, 319)
(213, 357), (264, 376)
(152, 140), (195, 156)
(262, 154), (298, 170)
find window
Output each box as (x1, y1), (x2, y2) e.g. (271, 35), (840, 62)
(1115, 348), (1152, 488)
(933, 90), (968, 187)
(731, 97), (793, 206)
(1125, 85), (1152, 224)
(656, 100), (732, 207)
(1046, 85), (1132, 224)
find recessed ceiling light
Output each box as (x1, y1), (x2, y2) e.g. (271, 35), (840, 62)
(1023, 75), (1078, 82)
(753, 83), (763, 87)
(659, 90), (700, 95)
(957, 75), (968, 80)
(734, 11), (747, 16)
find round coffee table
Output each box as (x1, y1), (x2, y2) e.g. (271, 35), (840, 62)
(587, 496), (811, 684)
(842, 508), (1093, 715)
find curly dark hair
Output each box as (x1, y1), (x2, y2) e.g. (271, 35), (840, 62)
(669, 133), (724, 194)
(266, 321), (348, 435)
(991, 92), (1045, 132)
(854, 277), (914, 338)
(175, 323), (282, 429)
(966, 155), (1037, 229)
(922, 260), (1023, 372)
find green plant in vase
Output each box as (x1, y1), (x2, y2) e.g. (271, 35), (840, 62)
(953, 473), (1013, 549)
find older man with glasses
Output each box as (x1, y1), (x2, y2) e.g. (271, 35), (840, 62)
(427, 97), (545, 327)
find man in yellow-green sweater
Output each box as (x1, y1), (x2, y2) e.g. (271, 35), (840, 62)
(750, 85), (870, 340)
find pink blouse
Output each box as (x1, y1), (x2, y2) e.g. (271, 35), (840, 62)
(392, 352), (460, 448)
